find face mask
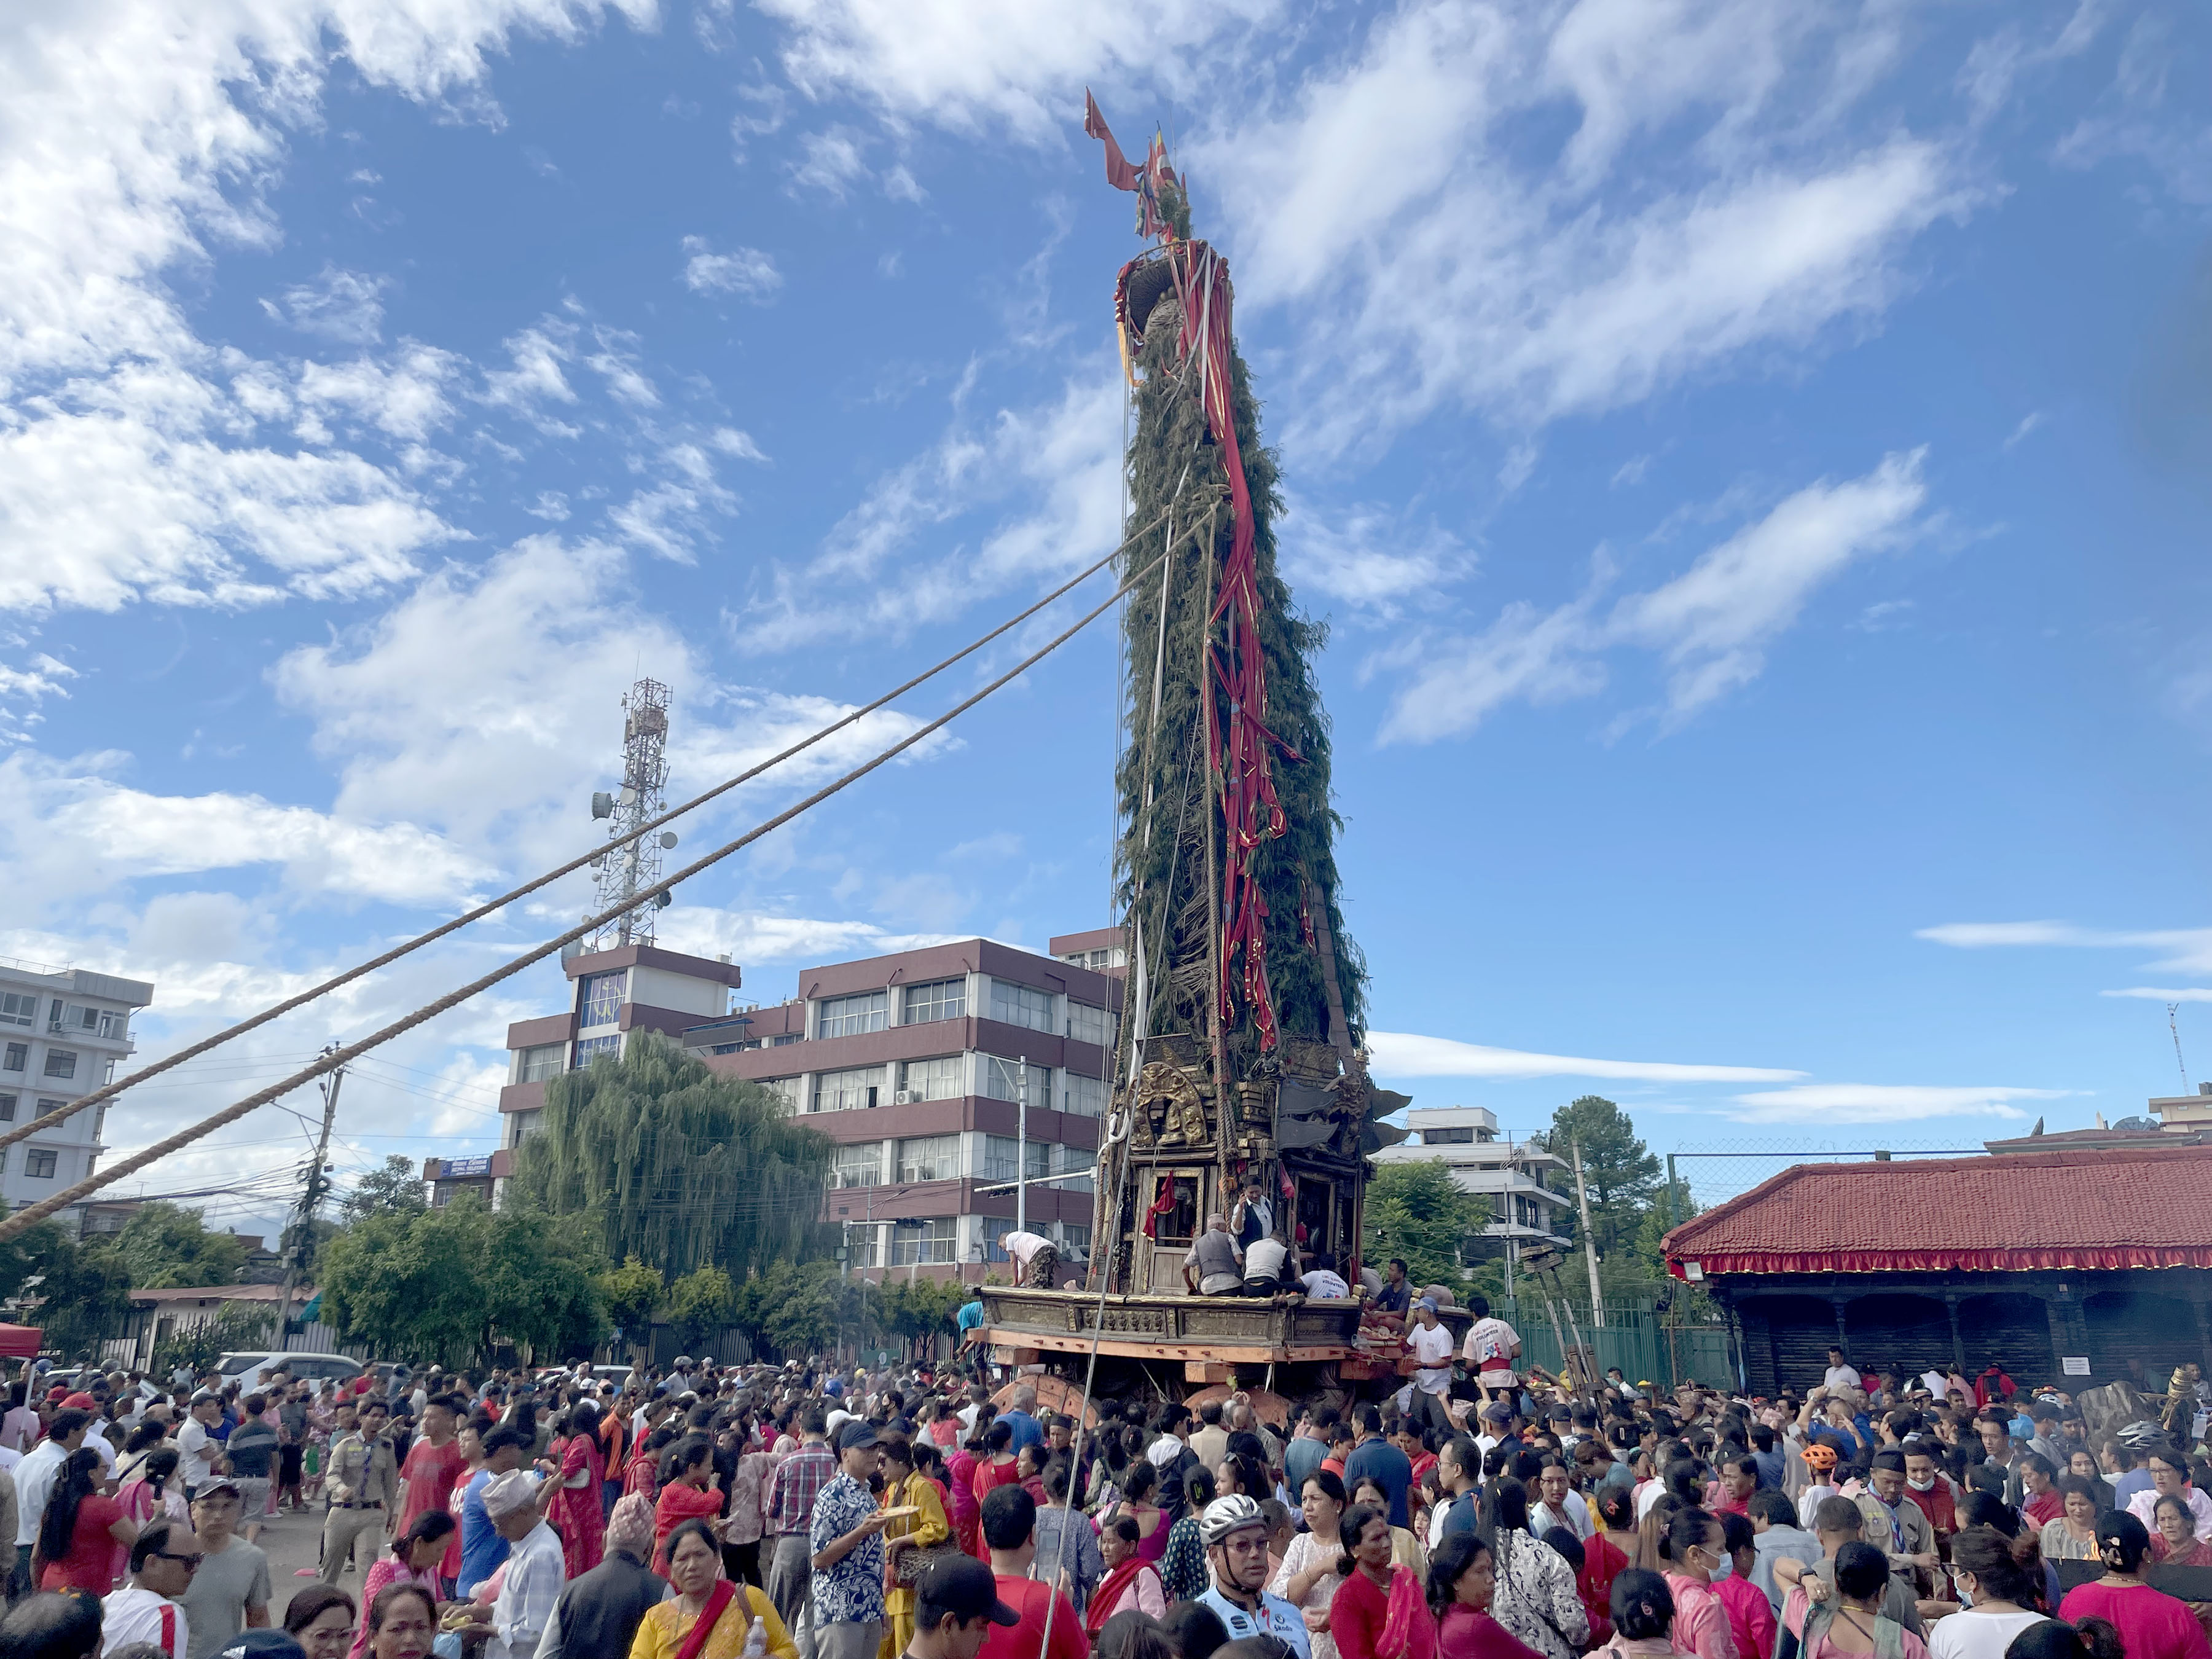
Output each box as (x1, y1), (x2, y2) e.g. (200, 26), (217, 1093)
(1907, 1476), (1936, 1491)
(1705, 1551), (1735, 1583)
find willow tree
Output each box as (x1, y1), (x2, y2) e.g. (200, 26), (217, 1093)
(506, 1034), (833, 1282)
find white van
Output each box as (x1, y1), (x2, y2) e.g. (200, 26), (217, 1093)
(214, 1352), (365, 1393)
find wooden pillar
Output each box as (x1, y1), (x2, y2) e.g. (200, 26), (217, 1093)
(1833, 1297), (1851, 1357)
(1945, 1295), (1964, 1372)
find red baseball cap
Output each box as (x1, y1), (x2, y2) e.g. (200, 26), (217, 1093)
(61, 1392), (97, 1410)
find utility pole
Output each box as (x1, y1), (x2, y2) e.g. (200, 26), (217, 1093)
(1572, 1139), (1604, 1329)
(277, 1047), (342, 1347)
(1016, 1055), (1029, 1237)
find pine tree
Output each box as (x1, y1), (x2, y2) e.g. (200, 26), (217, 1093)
(1115, 187), (1367, 1069)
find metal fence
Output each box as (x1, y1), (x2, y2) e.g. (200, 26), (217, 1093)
(1492, 1296), (1735, 1390)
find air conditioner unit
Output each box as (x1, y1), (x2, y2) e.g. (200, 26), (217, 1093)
(892, 1089), (919, 1105)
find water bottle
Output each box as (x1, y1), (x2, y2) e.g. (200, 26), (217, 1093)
(742, 1615), (767, 1658)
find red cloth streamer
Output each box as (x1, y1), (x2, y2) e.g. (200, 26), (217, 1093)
(1140, 1177), (1181, 1239)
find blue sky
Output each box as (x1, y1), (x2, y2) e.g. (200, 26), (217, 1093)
(3, 0), (2209, 1234)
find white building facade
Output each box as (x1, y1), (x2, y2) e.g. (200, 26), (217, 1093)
(0, 959), (154, 1231)
(1373, 1105), (1574, 1252)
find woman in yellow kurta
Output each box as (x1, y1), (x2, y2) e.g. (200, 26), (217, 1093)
(630, 1519), (798, 1659)
(879, 1437), (952, 1659)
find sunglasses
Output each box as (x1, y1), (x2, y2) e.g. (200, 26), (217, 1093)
(152, 1551), (204, 1572)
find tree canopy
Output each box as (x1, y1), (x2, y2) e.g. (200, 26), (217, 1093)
(317, 1194), (605, 1366)
(1539, 1096), (1661, 1260)
(506, 1034), (832, 1282)
(108, 1202), (249, 1289)
(0, 1221), (131, 1359)
(341, 1155), (428, 1225)
(1367, 1161), (1489, 1289)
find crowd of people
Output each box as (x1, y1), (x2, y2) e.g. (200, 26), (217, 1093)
(2, 1332), (2211, 1659)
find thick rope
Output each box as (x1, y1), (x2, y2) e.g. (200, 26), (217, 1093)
(0, 512), (1176, 1162)
(0, 557), (1163, 1242)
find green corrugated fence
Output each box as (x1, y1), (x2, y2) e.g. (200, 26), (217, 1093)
(1491, 1296), (1735, 1391)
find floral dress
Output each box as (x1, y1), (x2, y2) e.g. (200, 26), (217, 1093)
(1489, 1529), (1590, 1659)
(1269, 1528), (1345, 1659)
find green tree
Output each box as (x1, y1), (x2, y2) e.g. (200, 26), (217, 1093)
(317, 1196), (605, 1367)
(731, 1260), (851, 1361)
(878, 1278), (969, 1360)
(108, 1202), (248, 1289)
(1368, 1161), (1488, 1288)
(0, 1222), (131, 1359)
(597, 1257), (664, 1351)
(340, 1156), (427, 1225)
(1539, 1096), (1661, 1260)
(667, 1265), (735, 1350)
(152, 1300), (280, 1376)
(506, 1035), (833, 1281)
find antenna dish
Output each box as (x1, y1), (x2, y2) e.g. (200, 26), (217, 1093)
(659, 831), (678, 850)
(590, 791), (614, 820)
(654, 890), (673, 910)
(559, 938), (584, 965)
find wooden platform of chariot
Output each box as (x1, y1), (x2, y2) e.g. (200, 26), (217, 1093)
(978, 1284), (1470, 1390)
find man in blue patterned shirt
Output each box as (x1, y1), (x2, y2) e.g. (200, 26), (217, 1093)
(810, 1421), (890, 1659)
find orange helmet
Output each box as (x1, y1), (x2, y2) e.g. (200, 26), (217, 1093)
(1802, 1443), (1838, 1471)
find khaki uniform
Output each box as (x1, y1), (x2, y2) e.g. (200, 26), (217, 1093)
(320, 1429), (400, 1583)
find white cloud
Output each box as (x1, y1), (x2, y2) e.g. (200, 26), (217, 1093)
(681, 237), (782, 300)
(1918, 922), (2212, 977)
(739, 369), (1122, 651)
(791, 128), (870, 198)
(2102, 987), (2212, 1003)
(1724, 1083), (2065, 1124)
(1367, 1029), (1802, 1084)
(0, 750), (493, 908)
(656, 906), (957, 964)
(296, 343), (465, 444)
(1381, 450), (1927, 742)
(1285, 501), (1475, 622)
(582, 329), (660, 409)
(267, 265), (389, 344)
(482, 326), (579, 417)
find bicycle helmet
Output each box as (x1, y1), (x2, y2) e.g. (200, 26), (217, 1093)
(1200, 1494), (1267, 1545)
(1802, 1443), (1838, 1472)
(2117, 1421), (2166, 1451)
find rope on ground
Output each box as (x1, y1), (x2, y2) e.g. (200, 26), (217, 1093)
(0, 509), (1177, 1162)
(0, 554), (1164, 1242)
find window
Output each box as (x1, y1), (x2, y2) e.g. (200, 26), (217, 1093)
(97, 1010), (128, 1040)
(896, 1135), (960, 1183)
(42, 1050), (76, 1080)
(517, 1045), (565, 1083)
(812, 1067), (884, 1113)
(845, 1226), (880, 1269)
(1424, 1126), (1475, 1145)
(982, 1136), (1051, 1183)
(761, 1077), (802, 1113)
(901, 978), (967, 1025)
(892, 1217), (959, 1266)
(816, 990), (888, 1039)
(35, 1100), (65, 1119)
(770, 1033), (802, 1047)
(0, 1094), (12, 1121)
(578, 971), (627, 1027)
(831, 1142), (884, 1189)
(1061, 1074), (1105, 1118)
(0, 993), (34, 1028)
(1150, 1174), (1199, 1245)
(1053, 1145), (1097, 1194)
(980, 1057), (1051, 1113)
(1, 1044), (21, 1073)
(573, 1034), (622, 1067)
(25, 1150), (57, 1180)
(507, 1108), (544, 1145)
(897, 1056), (963, 1102)
(1066, 1002), (1113, 1048)
(989, 980), (1055, 1033)
(1057, 1222), (1092, 1260)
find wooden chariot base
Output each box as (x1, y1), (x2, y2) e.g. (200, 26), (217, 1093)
(978, 1285), (1413, 1384)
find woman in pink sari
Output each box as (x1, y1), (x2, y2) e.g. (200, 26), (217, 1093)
(947, 1433), (984, 1560)
(550, 1399), (606, 1579)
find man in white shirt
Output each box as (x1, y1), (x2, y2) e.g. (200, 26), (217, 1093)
(103, 1517), (202, 1657)
(1462, 1296), (1521, 1402)
(1298, 1252), (1351, 1300)
(178, 1394), (225, 1497)
(1822, 1347), (1862, 1394)
(997, 1229), (1059, 1290)
(15, 1406), (90, 1596)
(463, 1468), (565, 1659)
(1405, 1299), (1457, 1434)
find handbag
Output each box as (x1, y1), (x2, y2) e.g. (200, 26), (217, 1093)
(893, 1535), (966, 1585)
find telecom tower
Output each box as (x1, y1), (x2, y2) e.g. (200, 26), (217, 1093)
(587, 678), (678, 949)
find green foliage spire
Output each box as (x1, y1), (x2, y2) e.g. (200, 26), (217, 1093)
(1114, 273), (1368, 1061)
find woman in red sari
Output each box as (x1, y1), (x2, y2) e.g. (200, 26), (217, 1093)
(627, 1425), (674, 1501)
(970, 1421), (1021, 1515)
(947, 1432), (984, 1559)
(550, 1400), (606, 1580)
(653, 1435), (724, 1574)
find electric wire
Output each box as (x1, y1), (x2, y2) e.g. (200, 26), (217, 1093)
(0, 551), (1164, 1241)
(0, 506), (1179, 1164)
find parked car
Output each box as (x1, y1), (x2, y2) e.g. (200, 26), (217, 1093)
(214, 1351), (364, 1392)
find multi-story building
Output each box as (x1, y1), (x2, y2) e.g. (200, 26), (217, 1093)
(466, 930), (1121, 1284)
(0, 958), (155, 1233)
(688, 930), (1121, 1284)
(1373, 1105), (1573, 1255)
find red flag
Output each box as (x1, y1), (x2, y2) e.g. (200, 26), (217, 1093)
(1084, 89), (1140, 192)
